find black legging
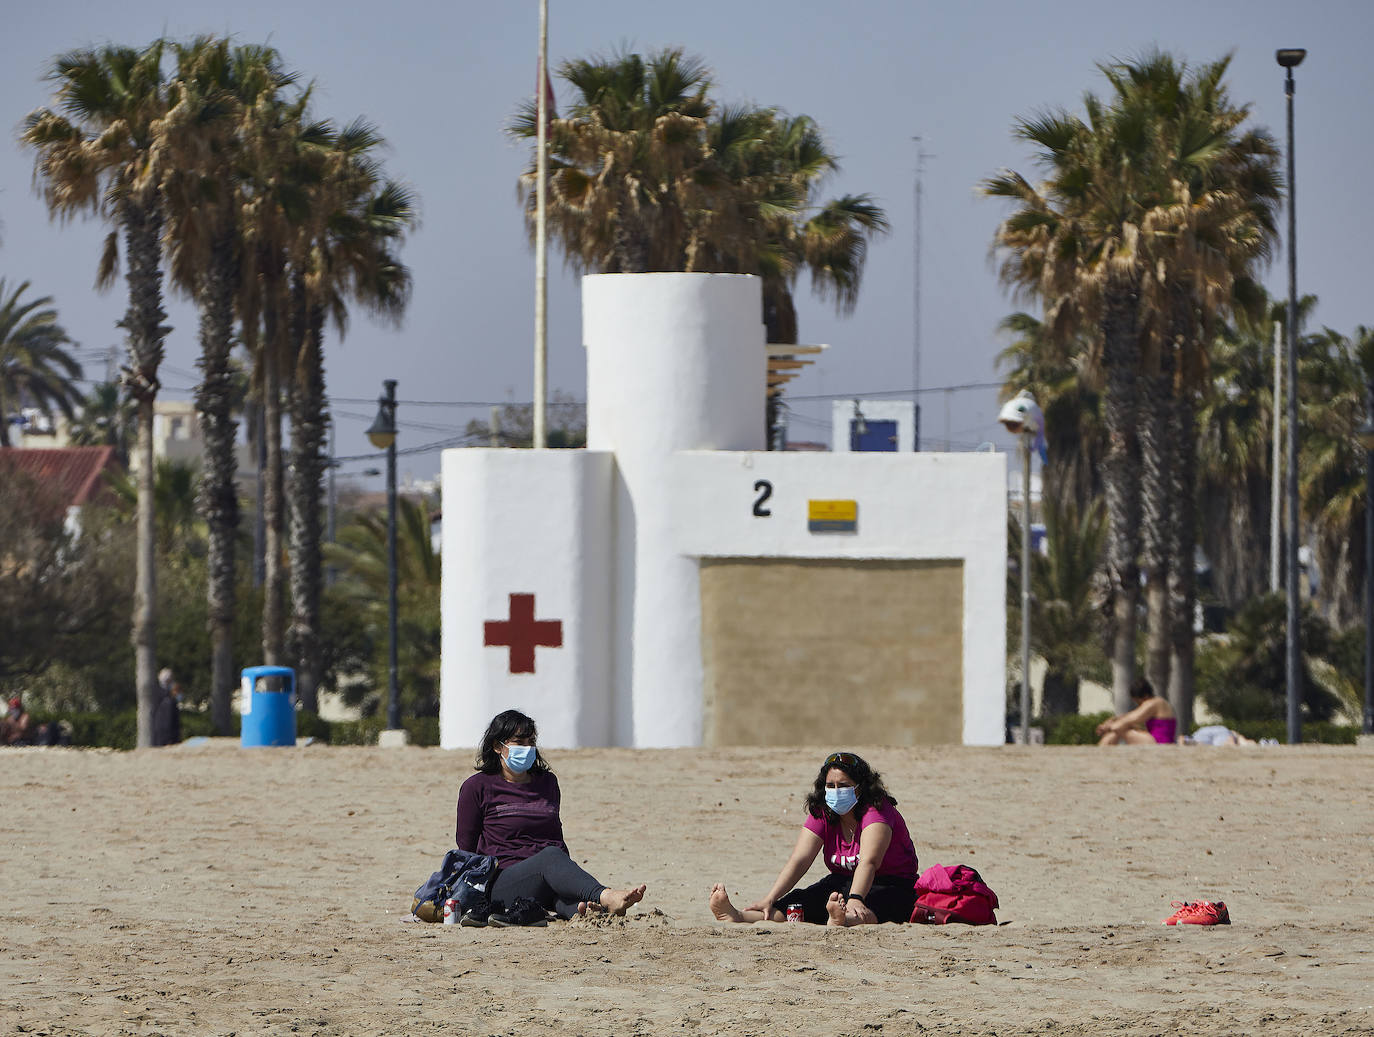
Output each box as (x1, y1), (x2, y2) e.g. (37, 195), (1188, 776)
(777, 871), (917, 925)
(490, 846), (607, 920)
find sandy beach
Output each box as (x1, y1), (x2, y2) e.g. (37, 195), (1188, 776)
(2, 740), (1372, 1036)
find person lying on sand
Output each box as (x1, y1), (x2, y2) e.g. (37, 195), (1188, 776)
(1179, 725), (1262, 746)
(455, 709), (646, 922)
(1096, 677), (1176, 745)
(709, 750), (919, 927)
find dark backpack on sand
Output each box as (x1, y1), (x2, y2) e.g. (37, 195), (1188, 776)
(910, 863), (1000, 925)
(411, 848), (500, 923)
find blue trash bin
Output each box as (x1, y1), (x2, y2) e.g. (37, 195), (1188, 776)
(240, 666), (297, 747)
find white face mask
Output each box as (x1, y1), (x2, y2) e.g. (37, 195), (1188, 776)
(825, 786), (858, 816)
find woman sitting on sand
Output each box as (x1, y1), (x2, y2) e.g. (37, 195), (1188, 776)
(455, 709), (647, 922)
(1096, 677), (1176, 745)
(709, 751), (919, 927)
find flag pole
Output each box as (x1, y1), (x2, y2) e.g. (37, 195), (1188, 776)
(533, 0), (549, 449)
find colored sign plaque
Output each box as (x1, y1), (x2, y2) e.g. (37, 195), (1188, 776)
(807, 499), (858, 533)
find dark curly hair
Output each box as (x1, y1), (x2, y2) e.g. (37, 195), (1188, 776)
(474, 709), (552, 776)
(803, 751), (895, 821)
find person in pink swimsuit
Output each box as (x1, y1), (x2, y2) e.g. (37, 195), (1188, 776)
(708, 751), (920, 926)
(1096, 678), (1176, 745)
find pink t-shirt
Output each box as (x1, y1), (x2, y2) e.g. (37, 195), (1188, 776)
(803, 798), (919, 880)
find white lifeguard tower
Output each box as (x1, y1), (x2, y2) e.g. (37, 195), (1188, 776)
(440, 273), (1006, 748)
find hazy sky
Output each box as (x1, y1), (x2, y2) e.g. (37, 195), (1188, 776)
(3, 1), (1371, 481)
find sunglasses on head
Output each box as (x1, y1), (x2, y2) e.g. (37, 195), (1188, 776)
(824, 751), (860, 769)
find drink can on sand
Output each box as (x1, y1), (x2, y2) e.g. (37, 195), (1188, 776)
(786, 904), (804, 922)
(443, 898), (458, 924)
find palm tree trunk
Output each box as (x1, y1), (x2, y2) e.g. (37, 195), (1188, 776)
(1140, 343), (1176, 695)
(195, 236), (240, 734)
(1167, 387), (1199, 729)
(133, 397), (158, 746)
(261, 273), (286, 665)
(119, 194), (168, 748)
(288, 289), (327, 713)
(1102, 281), (1143, 712)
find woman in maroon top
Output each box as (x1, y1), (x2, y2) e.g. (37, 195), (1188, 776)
(455, 710), (646, 921)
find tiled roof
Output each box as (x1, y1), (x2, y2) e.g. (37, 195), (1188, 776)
(0, 446), (122, 513)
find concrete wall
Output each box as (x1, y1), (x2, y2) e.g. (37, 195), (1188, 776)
(670, 450), (1007, 745)
(439, 448), (613, 749)
(584, 273), (765, 747)
(700, 557), (964, 746)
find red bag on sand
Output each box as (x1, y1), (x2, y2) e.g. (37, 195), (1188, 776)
(911, 864), (999, 925)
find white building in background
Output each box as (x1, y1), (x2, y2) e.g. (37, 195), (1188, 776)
(440, 273), (1007, 750)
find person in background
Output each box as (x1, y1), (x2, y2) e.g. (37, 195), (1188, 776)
(709, 750), (920, 927)
(152, 670), (182, 747)
(2, 695), (33, 745)
(454, 709), (647, 924)
(1096, 677), (1176, 745)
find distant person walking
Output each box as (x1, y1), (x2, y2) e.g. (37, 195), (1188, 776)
(152, 669), (182, 747)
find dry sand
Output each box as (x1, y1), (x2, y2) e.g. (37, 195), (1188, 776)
(2, 740), (1372, 1036)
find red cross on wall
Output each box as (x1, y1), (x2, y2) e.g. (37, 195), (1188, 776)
(483, 593), (564, 673)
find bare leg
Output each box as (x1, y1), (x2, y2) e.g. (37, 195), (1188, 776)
(826, 892), (851, 927)
(1098, 730), (1122, 746)
(599, 883), (647, 916)
(708, 883), (767, 922)
(1121, 729), (1157, 745)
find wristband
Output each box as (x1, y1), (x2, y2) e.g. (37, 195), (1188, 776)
(847, 892), (867, 905)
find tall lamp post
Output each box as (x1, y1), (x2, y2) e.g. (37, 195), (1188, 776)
(1358, 394), (1374, 735)
(367, 379), (400, 733)
(999, 390), (1041, 744)
(1277, 47), (1306, 745)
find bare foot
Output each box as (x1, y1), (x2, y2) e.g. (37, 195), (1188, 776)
(600, 883), (647, 916)
(709, 883), (746, 923)
(826, 892), (850, 927)
(576, 901), (607, 918)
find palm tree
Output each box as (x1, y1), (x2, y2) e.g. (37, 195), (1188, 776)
(515, 58), (886, 440)
(986, 52), (1281, 716)
(1300, 324), (1374, 628)
(161, 38), (299, 732)
(1102, 52), (1281, 724)
(24, 41), (172, 746)
(236, 86), (332, 670)
(985, 99), (1148, 711)
(285, 119), (415, 712)
(514, 47), (713, 273)
(67, 380), (136, 463)
(0, 280), (82, 445)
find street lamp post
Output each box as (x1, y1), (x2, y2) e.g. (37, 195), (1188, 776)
(1358, 392), (1374, 735)
(367, 379), (400, 732)
(999, 390), (1041, 745)
(1277, 47), (1306, 746)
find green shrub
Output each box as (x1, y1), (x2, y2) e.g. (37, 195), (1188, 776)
(1225, 719), (1359, 745)
(328, 714), (439, 746)
(26, 707), (442, 748)
(1044, 711), (1113, 745)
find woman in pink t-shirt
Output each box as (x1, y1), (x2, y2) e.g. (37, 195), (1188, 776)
(709, 751), (919, 926)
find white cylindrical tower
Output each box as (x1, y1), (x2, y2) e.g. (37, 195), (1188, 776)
(583, 273), (765, 746)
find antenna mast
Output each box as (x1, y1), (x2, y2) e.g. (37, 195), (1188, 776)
(912, 138), (934, 450)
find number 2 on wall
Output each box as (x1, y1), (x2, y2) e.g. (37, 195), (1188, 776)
(753, 479), (773, 517)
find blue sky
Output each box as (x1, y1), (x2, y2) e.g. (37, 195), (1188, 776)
(3, 0), (1370, 479)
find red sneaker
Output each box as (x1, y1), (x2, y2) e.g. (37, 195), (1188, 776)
(1162, 900), (1230, 926)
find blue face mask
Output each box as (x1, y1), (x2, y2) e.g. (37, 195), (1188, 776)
(825, 786), (858, 816)
(504, 743), (536, 773)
